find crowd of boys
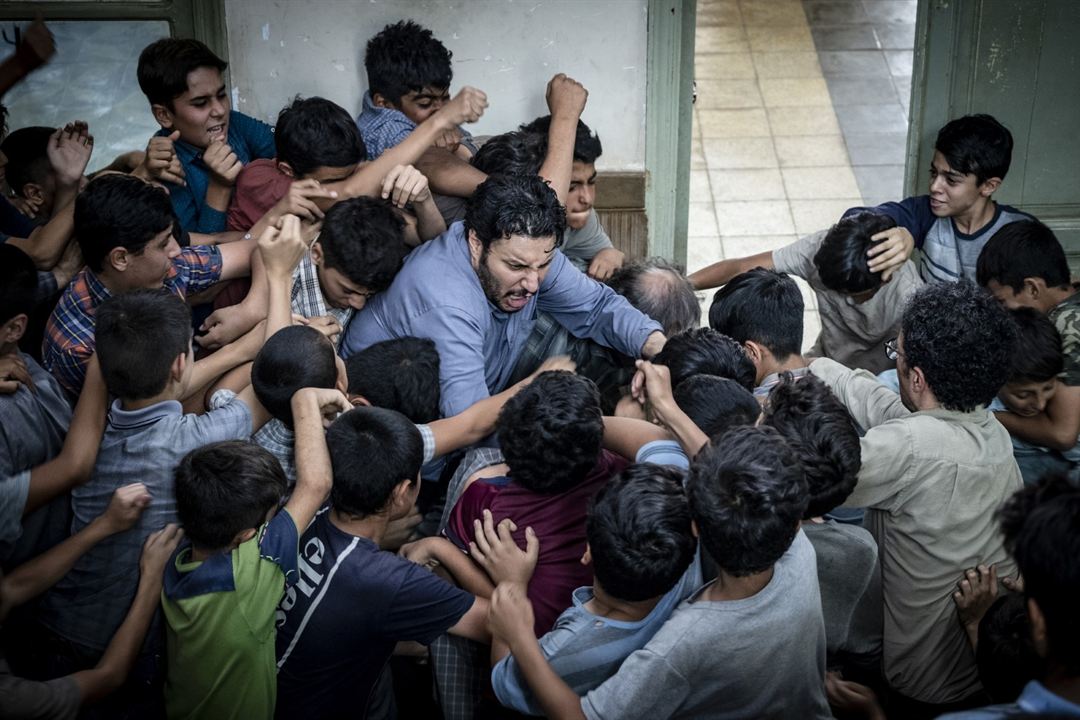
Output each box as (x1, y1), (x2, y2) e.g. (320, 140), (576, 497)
(0, 15), (1077, 720)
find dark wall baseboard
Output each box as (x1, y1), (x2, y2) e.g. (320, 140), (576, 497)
(596, 171), (648, 261)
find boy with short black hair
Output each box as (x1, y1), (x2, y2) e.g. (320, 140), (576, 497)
(163, 385), (349, 719)
(445, 371), (627, 636)
(137, 38), (276, 233)
(977, 221), (1080, 473)
(274, 406), (492, 718)
(345, 336), (441, 424)
(488, 425), (831, 719)
(652, 326), (757, 390)
(709, 267), (809, 398)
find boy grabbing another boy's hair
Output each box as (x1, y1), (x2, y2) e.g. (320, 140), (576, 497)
(162, 386), (350, 719)
(487, 425), (831, 719)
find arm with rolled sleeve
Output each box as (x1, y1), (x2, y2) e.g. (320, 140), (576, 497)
(842, 196), (935, 249)
(810, 357), (909, 429)
(538, 252), (662, 358)
(410, 306), (492, 418)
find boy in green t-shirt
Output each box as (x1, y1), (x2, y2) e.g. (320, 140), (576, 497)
(161, 386), (350, 719)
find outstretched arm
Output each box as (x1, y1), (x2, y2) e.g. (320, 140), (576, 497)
(995, 383), (1080, 452)
(287, 387), (351, 531)
(687, 250), (773, 291)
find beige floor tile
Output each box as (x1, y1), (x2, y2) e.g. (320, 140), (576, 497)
(720, 234), (797, 257)
(696, 1), (741, 27)
(697, 108), (770, 138)
(765, 106), (841, 136)
(774, 134), (850, 167)
(714, 200), (795, 235)
(782, 166), (860, 199)
(793, 276), (818, 310)
(789, 198), (863, 235)
(759, 77), (832, 107)
(689, 202), (721, 237)
(691, 136), (706, 169)
(696, 79), (763, 109)
(739, 0), (807, 26)
(695, 52), (756, 80)
(703, 137), (778, 169)
(690, 170), (712, 202)
(746, 25), (815, 52)
(803, 309), (823, 354)
(752, 51), (822, 79)
(686, 235), (724, 274)
(696, 26), (749, 54)
(709, 168), (786, 202)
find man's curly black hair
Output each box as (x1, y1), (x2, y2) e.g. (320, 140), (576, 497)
(497, 370), (603, 494)
(900, 280), (1017, 412)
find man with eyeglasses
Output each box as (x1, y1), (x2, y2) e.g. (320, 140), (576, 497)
(808, 280), (1023, 718)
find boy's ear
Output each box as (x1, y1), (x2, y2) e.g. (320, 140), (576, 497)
(371, 92), (393, 109)
(1022, 277), (1045, 300)
(170, 351), (188, 384)
(276, 160), (296, 178)
(467, 230), (484, 268)
(150, 103), (175, 131)
(22, 182), (44, 204)
(742, 340), (765, 368)
(107, 246), (130, 273)
(233, 527), (258, 547)
(1, 314), (29, 346)
(390, 477), (415, 510)
(309, 240), (324, 266)
(690, 519), (700, 539)
(347, 394), (371, 408)
(978, 176), (1002, 197)
(580, 543), (592, 566)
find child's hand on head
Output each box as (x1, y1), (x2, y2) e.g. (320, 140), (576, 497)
(440, 86), (488, 127)
(953, 564), (999, 630)
(140, 524), (184, 580)
(867, 225), (914, 281)
(381, 165), (431, 208)
(136, 130), (186, 185)
(102, 483), (152, 534)
(257, 214), (308, 277)
(273, 178), (336, 224)
(203, 136), (242, 187)
(49, 121), (94, 186)
(469, 509), (539, 587)
(302, 315), (343, 344)
(546, 73), (588, 119)
(631, 359), (675, 411)
(293, 387), (352, 427)
(488, 580), (535, 646)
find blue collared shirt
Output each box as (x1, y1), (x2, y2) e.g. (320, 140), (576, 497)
(39, 390), (252, 651)
(341, 222), (662, 418)
(159, 110), (276, 233)
(354, 91), (475, 160)
(939, 681), (1080, 718)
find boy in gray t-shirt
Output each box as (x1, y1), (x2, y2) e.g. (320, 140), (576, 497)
(487, 424), (831, 720)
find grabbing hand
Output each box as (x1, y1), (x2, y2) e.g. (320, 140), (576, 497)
(546, 73), (588, 120)
(102, 483), (152, 534)
(488, 581), (535, 646)
(380, 165), (432, 208)
(867, 225), (914, 281)
(140, 524), (184, 580)
(49, 121), (94, 186)
(9, 195), (43, 220)
(293, 387), (352, 428)
(270, 178), (337, 224)
(298, 315), (343, 344)
(399, 536), (445, 569)
(954, 564), (999, 631)
(197, 303), (254, 350)
(469, 509), (539, 586)
(203, 136), (242, 187)
(825, 672), (885, 720)
(433, 127), (463, 154)
(257, 214), (308, 277)
(587, 247), (625, 282)
(137, 130), (186, 186)
(439, 86), (488, 127)
(0, 354), (34, 394)
(630, 358), (675, 411)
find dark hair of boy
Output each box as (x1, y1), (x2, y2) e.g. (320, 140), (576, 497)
(996, 472), (1080, 676)
(586, 463), (696, 602)
(252, 326), (339, 428)
(275, 96), (367, 175)
(975, 592), (1040, 704)
(497, 371), (603, 495)
(326, 406), (423, 518)
(0, 244), (38, 326)
(709, 267), (804, 361)
(1007, 307), (1064, 383)
(688, 425), (807, 576)
(344, 337), (440, 424)
(901, 281), (1017, 412)
(95, 289), (191, 400)
(653, 327), (757, 391)
(673, 375), (759, 438)
(0, 125), (53, 197)
(519, 115), (603, 165)
(470, 130), (544, 177)
(0, 102), (7, 137)
(319, 197), (407, 292)
(935, 114), (1013, 185)
(137, 38), (228, 109)
(976, 221), (1070, 293)
(464, 174), (567, 252)
(813, 211), (898, 295)
(175, 441), (287, 551)
(364, 20), (452, 105)
(762, 374), (861, 519)
(608, 258), (701, 337)
(75, 174), (176, 273)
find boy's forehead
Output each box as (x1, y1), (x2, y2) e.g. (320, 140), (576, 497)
(182, 66), (225, 96)
(405, 86), (450, 100)
(930, 150), (970, 179)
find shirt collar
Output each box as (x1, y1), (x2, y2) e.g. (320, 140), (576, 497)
(163, 544), (236, 600)
(755, 366), (811, 398)
(1017, 680), (1080, 714)
(107, 397), (183, 430)
(84, 269), (113, 307)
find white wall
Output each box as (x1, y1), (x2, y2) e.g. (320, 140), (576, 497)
(223, 0), (648, 170)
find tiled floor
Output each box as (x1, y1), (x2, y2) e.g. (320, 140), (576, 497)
(688, 0), (913, 350)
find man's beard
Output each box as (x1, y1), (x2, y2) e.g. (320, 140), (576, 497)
(476, 249), (504, 308)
